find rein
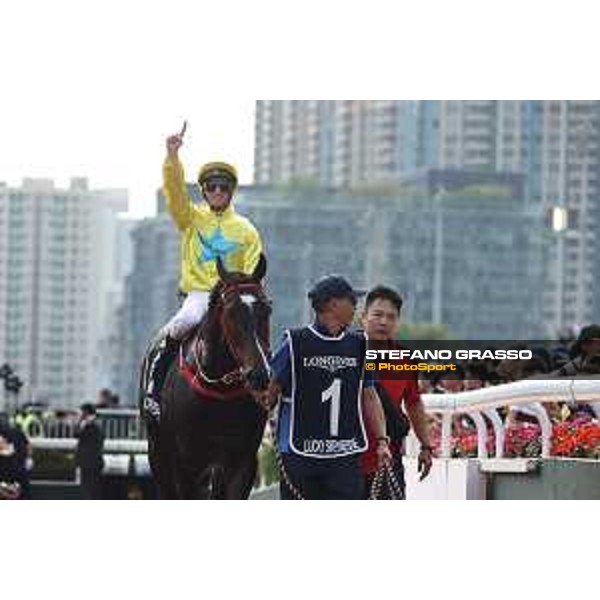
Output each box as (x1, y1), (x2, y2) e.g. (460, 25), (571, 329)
(262, 405), (400, 500)
(368, 463), (405, 500)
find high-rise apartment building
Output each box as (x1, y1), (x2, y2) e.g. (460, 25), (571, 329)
(254, 100), (600, 334)
(411, 100), (600, 335)
(255, 100), (435, 188)
(0, 178), (128, 409)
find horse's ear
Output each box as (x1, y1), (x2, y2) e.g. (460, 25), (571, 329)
(252, 253), (267, 281)
(216, 255), (232, 283)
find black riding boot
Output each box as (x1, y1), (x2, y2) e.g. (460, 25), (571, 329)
(143, 335), (180, 421)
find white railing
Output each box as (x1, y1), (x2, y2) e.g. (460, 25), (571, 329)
(96, 409), (147, 440)
(28, 378), (600, 463)
(25, 409), (146, 441)
(30, 438), (148, 453)
(411, 376), (600, 459)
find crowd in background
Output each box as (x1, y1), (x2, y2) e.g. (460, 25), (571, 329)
(419, 324), (600, 393)
(0, 388), (117, 499)
(418, 324), (600, 457)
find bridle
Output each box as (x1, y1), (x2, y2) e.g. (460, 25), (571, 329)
(182, 280), (271, 398)
(217, 281), (271, 360)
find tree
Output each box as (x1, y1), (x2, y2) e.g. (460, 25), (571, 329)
(397, 323), (452, 340)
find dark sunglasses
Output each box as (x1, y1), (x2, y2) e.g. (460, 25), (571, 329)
(204, 181), (233, 194)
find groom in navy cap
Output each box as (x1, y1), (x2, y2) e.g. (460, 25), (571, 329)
(264, 275), (391, 499)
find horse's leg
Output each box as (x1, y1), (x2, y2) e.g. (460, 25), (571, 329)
(225, 454), (260, 499)
(169, 438), (214, 499)
(172, 460), (199, 498)
(146, 420), (179, 499)
(148, 436), (170, 499)
(140, 346), (175, 499)
(193, 464), (226, 499)
(228, 406), (268, 499)
(148, 367), (184, 499)
(159, 371), (213, 499)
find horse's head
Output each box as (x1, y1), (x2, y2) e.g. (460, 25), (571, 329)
(205, 254), (271, 392)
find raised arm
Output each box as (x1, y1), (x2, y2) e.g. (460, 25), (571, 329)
(162, 130), (194, 231)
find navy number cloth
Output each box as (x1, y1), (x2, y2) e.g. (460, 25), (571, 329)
(287, 326), (368, 458)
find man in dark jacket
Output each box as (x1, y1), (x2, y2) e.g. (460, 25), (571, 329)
(76, 404), (105, 500)
(0, 415), (27, 499)
(360, 286), (433, 498)
(555, 324), (600, 376)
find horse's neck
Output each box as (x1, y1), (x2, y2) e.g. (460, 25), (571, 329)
(190, 315), (235, 378)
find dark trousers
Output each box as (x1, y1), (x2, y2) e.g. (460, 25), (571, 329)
(364, 455), (406, 500)
(279, 453), (364, 500)
(80, 469), (103, 500)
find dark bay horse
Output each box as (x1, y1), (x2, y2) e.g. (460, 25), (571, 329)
(139, 256), (271, 499)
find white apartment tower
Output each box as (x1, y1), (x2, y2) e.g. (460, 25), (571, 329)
(254, 100), (410, 188)
(0, 178), (128, 409)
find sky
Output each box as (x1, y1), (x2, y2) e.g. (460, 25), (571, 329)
(2, 1), (597, 219)
(1, 2), (256, 218)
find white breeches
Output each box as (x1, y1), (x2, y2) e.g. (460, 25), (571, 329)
(163, 291), (210, 340)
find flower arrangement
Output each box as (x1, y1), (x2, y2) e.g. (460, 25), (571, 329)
(429, 411), (600, 459)
(551, 416), (600, 459)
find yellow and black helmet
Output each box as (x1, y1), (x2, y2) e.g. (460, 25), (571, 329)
(198, 161), (238, 189)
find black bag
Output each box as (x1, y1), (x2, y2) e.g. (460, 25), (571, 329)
(375, 382), (410, 443)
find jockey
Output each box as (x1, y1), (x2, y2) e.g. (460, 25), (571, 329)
(143, 127), (264, 419)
